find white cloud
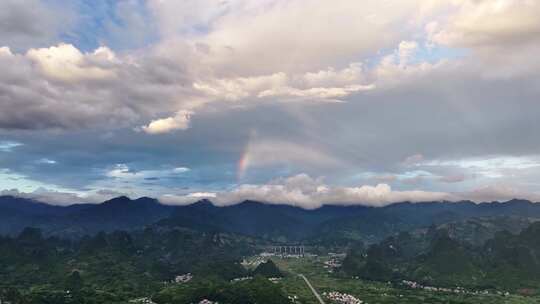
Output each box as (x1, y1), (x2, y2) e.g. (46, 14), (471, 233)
(89, 163), (193, 197)
(425, 0), (540, 77)
(424, 156), (540, 170)
(0, 188), (124, 206)
(192, 64), (374, 104)
(0, 47), (13, 56)
(160, 192), (217, 206)
(430, 0), (540, 48)
(160, 174), (452, 209)
(106, 164), (141, 179)
(173, 167), (191, 173)
(0, 43), (198, 130)
(222, 173), (451, 209)
(421, 156), (540, 179)
(397, 40), (419, 65)
(257, 84), (374, 100)
(5, 1), (528, 136)
(461, 183), (540, 203)
(36, 158), (57, 165)
(0, 141), (22, 152)
(141, 110), (193, 134)
(147, 0), (228, 38)
(26, 44), (117, 82)
(158, 172), (540, 208)
(193, 73), (288, 101)
(169, 0), (429, 75)
(105, 164), (191, 180)
(6, 177), (540, 207)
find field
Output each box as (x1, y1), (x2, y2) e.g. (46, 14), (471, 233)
(258, 255), (540, 304)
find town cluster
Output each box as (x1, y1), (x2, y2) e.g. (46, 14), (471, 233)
(197, 299), (217, 304)
(129, 297), (156, 304)
(230, 276), (253, 283)
(129, 296), (218, 304)
(401, 280), (510, 296)
(174, 273), (193, 284)
(323, 258), (342, 271)
(323, 291), (364, 304)
(241, 256), (267, 268)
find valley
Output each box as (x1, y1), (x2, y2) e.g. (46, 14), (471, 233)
(269, 254), (540, 304)
(2, 196), (540, 303)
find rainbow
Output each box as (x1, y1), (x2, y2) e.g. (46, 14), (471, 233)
(237, 130), (258, 182)
(237, 148), (250, 182)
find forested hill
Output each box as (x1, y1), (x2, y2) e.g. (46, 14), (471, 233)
(343, 220), (540, 291)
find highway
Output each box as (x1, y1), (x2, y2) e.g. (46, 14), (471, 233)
(299, 274), (326, 304)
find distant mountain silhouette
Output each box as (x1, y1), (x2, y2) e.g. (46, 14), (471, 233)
(0, 196), (90, 236)
(66, 196), (173, 235)
(0, 195), (173, 238)
(3, 195), (540, 242)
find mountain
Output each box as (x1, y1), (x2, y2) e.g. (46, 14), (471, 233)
(0, 226), (253, 303)
(0, 196), (90, 236)
(5, 195), (540, 300)
(312, 200), (540, 245)
(252, 260), (283, 278)
(3, 195), (540, 242)
(66, 196), (173, 234)
(434, 216), (538, 245)
(157, 200), (353, 240)
(343, 221), (540, 292)
(0, 195), (175, 238)
(412, 232), (484, 286)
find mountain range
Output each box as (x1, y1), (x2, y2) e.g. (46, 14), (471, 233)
(343, 219), (540, 290)
(2, 195), (540, 244)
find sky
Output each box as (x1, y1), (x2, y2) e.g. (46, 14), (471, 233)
(1, 0), (540, 208)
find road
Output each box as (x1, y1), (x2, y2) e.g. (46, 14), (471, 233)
(299, 274), (326, 304)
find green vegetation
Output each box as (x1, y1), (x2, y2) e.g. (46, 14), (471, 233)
(0, 227), (252, 303)
(252, 260), (283, 278)
(154, 276), (289, 304)
(273, 255), (540, 304)
(343, 222), (540, 294)
(3, 211), (540, 303)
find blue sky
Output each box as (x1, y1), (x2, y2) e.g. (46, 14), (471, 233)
(1, 0), (540, 207)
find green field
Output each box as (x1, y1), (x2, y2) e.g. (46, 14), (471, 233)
(266, 256), (540, 304)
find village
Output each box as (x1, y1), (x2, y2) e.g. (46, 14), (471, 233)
(127, 251), (522, 304)
(401, 280), (511, 297)
(323, 291), (364, 304)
